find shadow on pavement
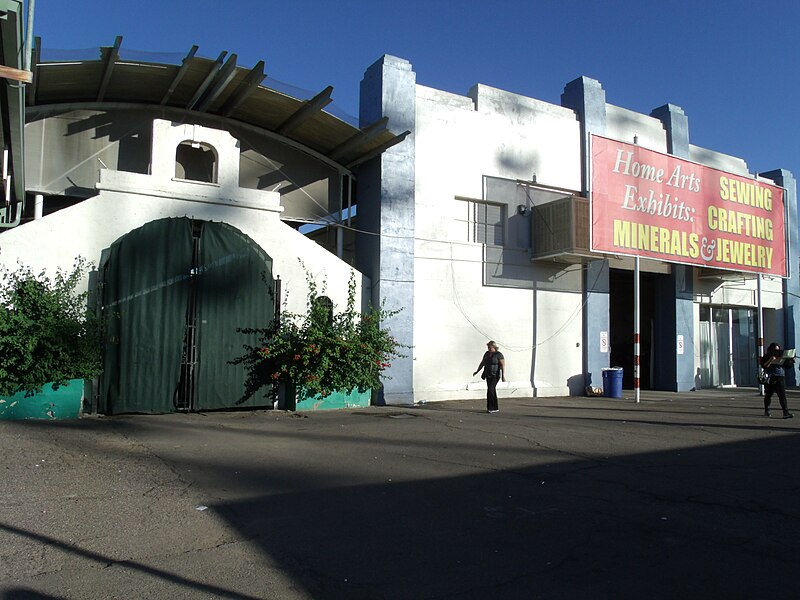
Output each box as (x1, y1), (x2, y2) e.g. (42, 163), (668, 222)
(2, 589), (62, 599)
(0, 522), (262, 600)
(205, 433), (800, 598)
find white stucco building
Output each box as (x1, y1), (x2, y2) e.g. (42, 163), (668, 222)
(0, 31), (795, 413)
(357, 56), (797, 405)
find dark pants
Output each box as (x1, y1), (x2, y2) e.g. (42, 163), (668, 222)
(486, 376), (499, 411)
(764, 376), (789, 413)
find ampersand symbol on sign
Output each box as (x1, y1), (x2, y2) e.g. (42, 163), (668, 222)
(700, 237), (716, 262)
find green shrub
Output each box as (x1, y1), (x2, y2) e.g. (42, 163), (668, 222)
(232, 270), (403, 403)
(0, 258), (102, 396)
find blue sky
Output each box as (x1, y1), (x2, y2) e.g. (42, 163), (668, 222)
(32, 0), (799, 182)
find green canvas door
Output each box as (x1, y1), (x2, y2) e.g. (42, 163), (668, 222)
(100, 218), (274, 414)
(100, 218), (193, 414)
(194, 221), (274, 409)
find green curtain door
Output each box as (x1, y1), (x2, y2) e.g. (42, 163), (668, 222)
(195, 222), (273, 410)
(100, 218), (273, 414)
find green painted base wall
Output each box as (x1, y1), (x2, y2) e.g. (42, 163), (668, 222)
(278, 384), (372, 411)
(0, 380), (84, 420)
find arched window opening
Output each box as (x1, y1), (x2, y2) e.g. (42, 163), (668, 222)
(311, 296), (334, 327)
(175, 141), (218, 183)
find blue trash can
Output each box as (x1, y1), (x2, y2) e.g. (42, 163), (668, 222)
(602, 367), (623, 398)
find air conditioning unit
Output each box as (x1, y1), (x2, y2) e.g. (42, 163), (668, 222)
(531, 196), (594, 263)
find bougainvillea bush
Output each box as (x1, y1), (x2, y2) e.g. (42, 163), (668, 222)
(0, 258), (101, 396)
(232, 272), (403, 404)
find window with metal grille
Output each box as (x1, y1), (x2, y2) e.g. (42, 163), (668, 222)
(471, 201), (505, 245)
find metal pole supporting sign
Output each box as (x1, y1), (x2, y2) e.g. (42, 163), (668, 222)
(757, 274), (764, 395)
(634, 256), (640, 403)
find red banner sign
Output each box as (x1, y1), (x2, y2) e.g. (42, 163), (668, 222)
(590, 135), (787, 277)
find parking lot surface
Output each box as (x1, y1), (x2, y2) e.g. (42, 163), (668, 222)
(2, 388), (799, 599)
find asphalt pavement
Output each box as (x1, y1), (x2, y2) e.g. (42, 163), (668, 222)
(2, 387), (800, 599)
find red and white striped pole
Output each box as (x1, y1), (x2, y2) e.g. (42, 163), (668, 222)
(634, 255), (640, 403)
(632, 135), (641, 404)
(757, 274), (764, 395)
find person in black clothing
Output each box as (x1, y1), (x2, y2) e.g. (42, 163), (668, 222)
(473, 341), (505, 413)
(760, 342), (794, 418)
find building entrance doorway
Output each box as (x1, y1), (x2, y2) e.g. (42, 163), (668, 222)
(698, 306), (757, 388)
(99, 217), (274, 414)
(609, 268), (657, 390)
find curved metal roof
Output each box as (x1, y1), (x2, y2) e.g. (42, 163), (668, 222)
(27, 37), (408, 172)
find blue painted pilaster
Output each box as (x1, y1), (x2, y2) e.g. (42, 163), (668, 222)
(653, 264), (695, 391)
(651, 104), (695, 391)
(761, 169), (799, 388)
(357, 55), (416, 405)
(561, 77), (610, 390)
(651, 104), (689, 157)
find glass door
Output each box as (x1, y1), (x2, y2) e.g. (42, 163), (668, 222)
(732, 308), (757, 387)
(699, 306), (757, 388)
(713, 307), (734, 387)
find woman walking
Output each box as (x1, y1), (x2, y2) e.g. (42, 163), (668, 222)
(760, 342), (794, 418)
(473, 341), (505, 413)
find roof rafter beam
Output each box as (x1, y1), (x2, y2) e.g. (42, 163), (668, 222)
(160, 44), (198, 105)
(195, 53), (238, 112)
(346, 130), (411, 169)
(220, 60), (265, 117)
(96, 35), (122, 102)
(28, 100), (360, 175)
(276, 85), (333, 136)
(0, 64), (30, 83)
(186, 50), (226, 110)
(328, 116), (388, 162)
